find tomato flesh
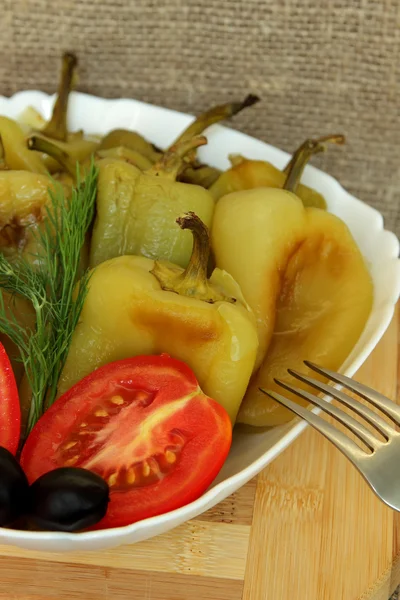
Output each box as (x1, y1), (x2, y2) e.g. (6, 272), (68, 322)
(21, 354), (232, 529)
(0, 342), (20, 455)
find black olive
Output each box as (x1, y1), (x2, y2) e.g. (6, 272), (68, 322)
(29, 467), (110, 532)
(0, 446), (30, 526)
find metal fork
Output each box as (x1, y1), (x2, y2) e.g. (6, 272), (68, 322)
(262, 361), (400, 511)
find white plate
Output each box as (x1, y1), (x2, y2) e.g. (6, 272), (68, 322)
(0, 91), (399, 552)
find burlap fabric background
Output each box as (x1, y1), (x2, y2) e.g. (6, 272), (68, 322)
(0, 0), (399, 235)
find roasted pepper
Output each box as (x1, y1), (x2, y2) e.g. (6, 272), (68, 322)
(212, 138), (373, 427)
(89, 136), (216, 268)
(179, 163), (221, 189)
(209, 134), (345, 208)
(96, 146), (153, 171)
(0, 140), (76, 270)
(0, 135), (6, 170)
(98, 94), (259, 187)
(58, 213), (259, 423)
(28, 135), (150, 179)
(28, 133), (99, 175)
(0, 117), (47, 174)
(0, 167), (56, 266)
(18, 106), (47, 132)
(98, 129), (162, 163)
(27, 135), (214, 271)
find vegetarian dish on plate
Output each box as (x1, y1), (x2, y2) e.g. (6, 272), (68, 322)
(0, 53), (373, 532)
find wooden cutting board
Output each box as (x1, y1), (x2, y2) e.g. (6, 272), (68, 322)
(0, 307), (398, 600)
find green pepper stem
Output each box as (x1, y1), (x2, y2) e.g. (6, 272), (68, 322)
(151, 212), (236, 304)
(41, 52), (77, 142)
(283, 134), (346, 193)
(148, 135), (207, 180)
(283, 134), (345, 178)
(27, 134), (77, 178)
(171, 94), (260, 148)
(177, 212), (210, 286)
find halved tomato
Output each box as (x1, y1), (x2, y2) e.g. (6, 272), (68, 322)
(0, 342), (21, 455)
(21, 354), (232, 529)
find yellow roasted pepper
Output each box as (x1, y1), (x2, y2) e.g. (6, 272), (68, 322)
(210, 135), (345, 208)
(0, 168), (55, 266)
(58, 213), (259, 423)
(0, 117), (48, 174)
(212, 138), (373, 427)
(0, 129), (75, 267)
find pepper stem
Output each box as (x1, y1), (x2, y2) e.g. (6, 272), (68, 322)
(171, 94), (260, 149)
(147, 136), (207, 180)
(41, 52), (78, 142)
(151, 212), (236, 304)
(27, 134), (77, 178)
(283, 134), (345, 193)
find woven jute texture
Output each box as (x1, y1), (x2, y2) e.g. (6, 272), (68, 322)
(0, 0), (399, 235)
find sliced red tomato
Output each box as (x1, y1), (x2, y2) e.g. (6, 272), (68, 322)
(21, 354), (232, 529)
(0, 342), (21, 455)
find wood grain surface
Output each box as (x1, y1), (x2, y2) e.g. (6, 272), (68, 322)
(0, 308), (398, 600)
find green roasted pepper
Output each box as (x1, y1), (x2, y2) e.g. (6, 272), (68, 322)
(96, 146), (153, 171)
(98, 129), (162, 163)
(97, 94), (260, 186)
(90, 135), (216, 268)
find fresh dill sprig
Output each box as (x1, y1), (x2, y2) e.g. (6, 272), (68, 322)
(0, 161), (98, 434)
(38, 164), (98, 409)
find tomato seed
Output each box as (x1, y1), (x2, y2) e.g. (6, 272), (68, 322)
(126, 468), (136, 484)
(165, 450), (176, 464)
(63, 441), (77, 451)
(110, 395), (124, 405)
(64, 456), (79, 466)
(107, 473), (118, 487)
(94, 409), (108, 417)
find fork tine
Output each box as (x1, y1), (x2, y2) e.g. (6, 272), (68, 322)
(305, 361), (400, 426)
(288, 370), (394, 438)
(275, 379), (380, 451)
(261, 389), (366, 461)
